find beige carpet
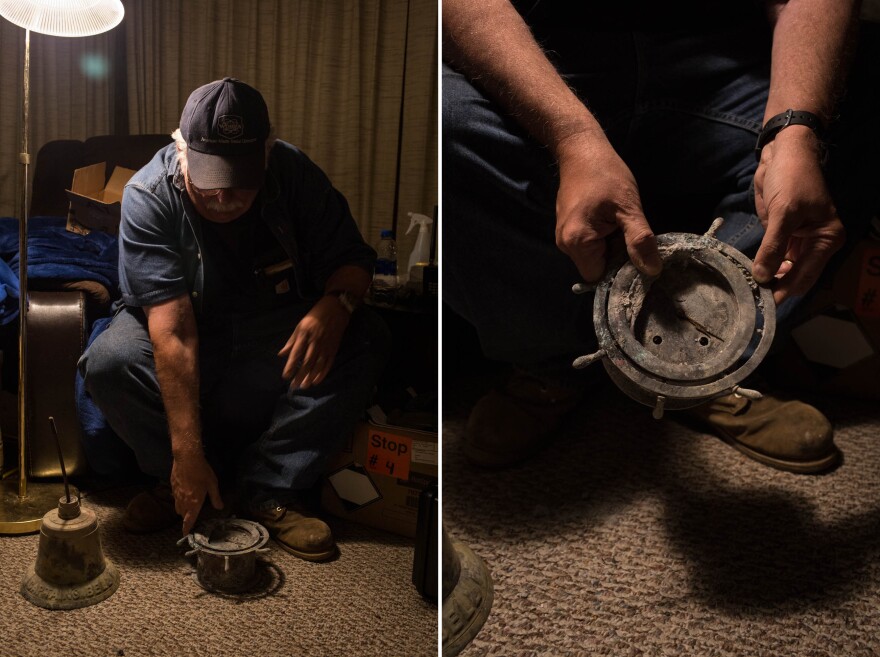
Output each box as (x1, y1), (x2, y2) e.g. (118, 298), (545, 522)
(0, 485), (437, 657)
(443, 370), (880, 657)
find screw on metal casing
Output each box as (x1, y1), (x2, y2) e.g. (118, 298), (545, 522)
(572, 282), (597, 294)
(731, 385), (763, 400)
(652, 395), (666, 420)
(572, 349), (606, 369)
(705, 217), (725, 238)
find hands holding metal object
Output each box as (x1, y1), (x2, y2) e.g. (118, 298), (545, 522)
(572, 218), (775, 419)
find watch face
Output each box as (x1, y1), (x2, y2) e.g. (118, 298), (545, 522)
(337, 291), (356, 313)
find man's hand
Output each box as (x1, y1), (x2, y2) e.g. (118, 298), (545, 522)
(753, 127), (845, 304)
(170, 451), (223, 536)
(554, 134), (662, 283)
(279, 295), (349, 389)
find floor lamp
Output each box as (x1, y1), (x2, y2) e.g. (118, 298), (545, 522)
(0, 0), (124, 534)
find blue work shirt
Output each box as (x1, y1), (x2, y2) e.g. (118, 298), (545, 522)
(118, 141), (376, 316)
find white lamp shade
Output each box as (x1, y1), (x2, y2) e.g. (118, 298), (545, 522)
(0, 0), (124, 37)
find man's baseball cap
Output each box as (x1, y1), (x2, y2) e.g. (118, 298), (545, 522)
(179, 77), (270, 190)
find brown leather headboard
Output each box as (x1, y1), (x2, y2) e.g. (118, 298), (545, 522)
(30, 134), (173, 217)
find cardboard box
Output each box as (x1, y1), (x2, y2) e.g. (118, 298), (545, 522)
(321, 420), (438, 538)
(66, 162), (136, 235)
(769, 233), (880, 399)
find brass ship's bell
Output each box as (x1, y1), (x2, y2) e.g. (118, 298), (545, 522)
(20, 492), (120, 610)
(20, 417), (119, 610)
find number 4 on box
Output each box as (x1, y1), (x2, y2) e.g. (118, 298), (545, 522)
(366, 431), (413, 480)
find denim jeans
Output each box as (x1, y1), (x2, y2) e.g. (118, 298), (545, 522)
(443, 24), (879, 368)
(78, 303), (390, 509)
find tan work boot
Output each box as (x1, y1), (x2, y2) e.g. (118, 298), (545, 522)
(464, 369), (584, 468)
(250, 504), (337, 562)
(683, 391), (840, 474)
(123, 483), (178, 533)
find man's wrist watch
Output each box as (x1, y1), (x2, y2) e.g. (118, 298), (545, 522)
(326, 289), (360, 314)
(755, 109), (826, 162)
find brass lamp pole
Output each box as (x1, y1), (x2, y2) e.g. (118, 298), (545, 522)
(0, 0), (125, 534)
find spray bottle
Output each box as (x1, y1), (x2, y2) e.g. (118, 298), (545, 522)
(405, 212), (434, 287)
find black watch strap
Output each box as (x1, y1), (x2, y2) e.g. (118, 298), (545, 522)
(755, 109), (825, 161)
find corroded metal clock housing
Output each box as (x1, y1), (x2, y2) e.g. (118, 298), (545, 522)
(573, 219), (775, 418)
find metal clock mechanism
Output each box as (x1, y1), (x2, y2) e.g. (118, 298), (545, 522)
(571, 218), (776, 419)
(179, 517), (283, 597)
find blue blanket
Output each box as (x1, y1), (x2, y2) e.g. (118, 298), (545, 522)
(0, 216), (119, 324)
(0, 258), (19, 326)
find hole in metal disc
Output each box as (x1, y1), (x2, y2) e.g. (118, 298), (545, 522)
(588, 230), (776, 407)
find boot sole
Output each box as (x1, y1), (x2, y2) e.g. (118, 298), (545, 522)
(673, 412), (843, 475)
(271, 538), (338, 562)
(717, 433), (842, 474)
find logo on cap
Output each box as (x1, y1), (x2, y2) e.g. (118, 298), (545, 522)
(217, 115), (244, 139)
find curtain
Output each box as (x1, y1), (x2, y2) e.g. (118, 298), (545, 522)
(0, 0), (438, 259)
(395, 0), (439, 269)
(0, 23), (117, 218)
(0, 20), (23, 217)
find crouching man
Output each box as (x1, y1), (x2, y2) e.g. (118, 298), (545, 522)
(79, 78), (389, 561)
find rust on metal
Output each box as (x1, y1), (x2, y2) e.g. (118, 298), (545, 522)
(181, 518), (271, 594)
(572, 219), (776, 413)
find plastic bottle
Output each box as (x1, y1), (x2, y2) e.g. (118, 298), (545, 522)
(405, 212), (434, 285)
(371, 229), (399, 304)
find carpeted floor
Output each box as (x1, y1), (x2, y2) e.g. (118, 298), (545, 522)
(0, 485), (437, 657)
(443, 366), (880, 657)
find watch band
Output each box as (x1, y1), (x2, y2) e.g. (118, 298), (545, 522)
(326, 289), (359, 314)
(755, 109), (825, 161)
